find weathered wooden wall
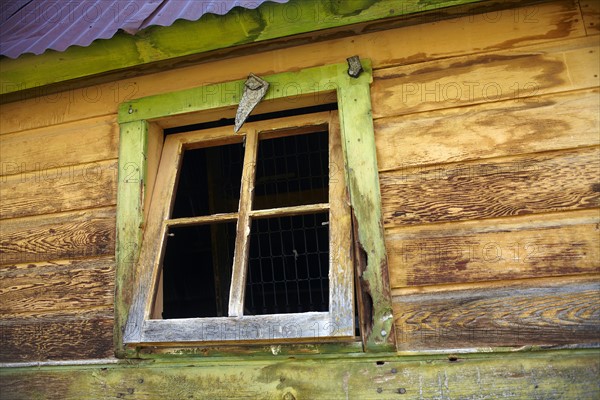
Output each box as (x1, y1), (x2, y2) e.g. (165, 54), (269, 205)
(1, 350), (599, 399)
(1, 0), (598, 373)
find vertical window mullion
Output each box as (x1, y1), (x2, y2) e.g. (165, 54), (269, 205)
(228, 129), (258, 317)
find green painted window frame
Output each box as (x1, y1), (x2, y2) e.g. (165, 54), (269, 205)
(115, 60), (395, 356)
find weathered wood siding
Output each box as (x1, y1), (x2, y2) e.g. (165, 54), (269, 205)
(1, 0), (598, 364)
(1, 350), (599, 399)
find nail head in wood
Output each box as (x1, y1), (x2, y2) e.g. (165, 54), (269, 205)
(347, 56), (363, 78)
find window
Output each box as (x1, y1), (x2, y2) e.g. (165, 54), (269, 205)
(125, 112), (354, 344)
(117, 61), (395, 352)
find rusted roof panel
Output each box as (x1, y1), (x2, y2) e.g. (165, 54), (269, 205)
(0, 0), (288, 59)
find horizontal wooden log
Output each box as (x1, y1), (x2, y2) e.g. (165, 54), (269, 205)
(386, 210), (600, 288)
(0, 257), (115, 318)
(0, 0), (585, 134)
(380, 146), (600, 227)
(1, 160), (117, 219)
(0, 208), (116, 266)
(371, 35), (599, 119)
(393, 277), (600, 350)
(0, 115), (118, 176)
(0, 313), (114, 362)
(374, 88), (600, 171)
(581, 0), (600, 35)
(0, 350), (599, 399)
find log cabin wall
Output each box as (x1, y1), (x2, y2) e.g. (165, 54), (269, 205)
(1, 0), (598, 372)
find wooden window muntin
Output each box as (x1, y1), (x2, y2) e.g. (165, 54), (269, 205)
(125, 111), (354, 345)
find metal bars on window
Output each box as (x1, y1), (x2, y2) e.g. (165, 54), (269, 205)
(123, 111), (354, 344)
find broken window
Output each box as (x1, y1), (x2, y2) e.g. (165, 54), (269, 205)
(125, 111), (355, 344)
(156, 129), (331, 319)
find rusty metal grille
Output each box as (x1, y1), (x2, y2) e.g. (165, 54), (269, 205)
(171, 141), (244, 218)
(161, 128), (331, 318)
(253, 130), (329, 209)
(245, 212), (330, 315)
(244, 130), (330, 315)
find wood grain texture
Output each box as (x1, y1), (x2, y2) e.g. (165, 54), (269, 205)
(0, 207), (116, 266)
(0, 0), (585, 134)
(228, 128), (257, 317)
(1, 160), (117, 219)
(0, 116), (118, 176)
(122, 127), (181, 344)
(1, 350), (599, 399)
(580, 0), (600, 35)
(0, 257), (115, 318)
(380, 146), (600, 227)
(327, 112), (355, 339)
(141, 312), (345, 344)
(338, 72), (395, 351)
(0, 313), (113, 362)
(394, 277), (600, 350)
(374, 88), (600, 171)
(386, 210), (600, 288)
(371, 35), (600, 119)
(114, 120), (150, 355)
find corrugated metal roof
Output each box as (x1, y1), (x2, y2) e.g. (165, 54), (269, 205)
(0, 0), (289, 59)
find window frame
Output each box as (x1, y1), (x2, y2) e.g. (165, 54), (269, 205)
(116, 61), (395, 355)
(126, 112), (354, 344)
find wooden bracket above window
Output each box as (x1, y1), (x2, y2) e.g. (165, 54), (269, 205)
(234, 73), (269, 133)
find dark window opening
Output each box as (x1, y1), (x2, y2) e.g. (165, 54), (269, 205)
(161, 223), (236, 319)
(171, 141), (244, 218)
(245, 213), (330, 315)
(164, 103), (337, 135)
(254, 130), (328, 209)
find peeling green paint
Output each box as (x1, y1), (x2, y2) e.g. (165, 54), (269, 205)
(329, 0), (380, 17)
(115, 120), (148, 357)
(1, 350), (598, 399)
(116, 60), (394, 354)
(0, 0), (486, 98)
(336, 70), (395, 351)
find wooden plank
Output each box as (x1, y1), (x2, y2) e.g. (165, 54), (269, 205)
(141, 312), (345, 344)
(117, 64), (345, 124)
(337, 69), (395, 351)
(165, 212), (239, 227)
(228, 128), (258, 317)
(386, 210), (600, 288)
(114, 120), (150, 356)
(122, 129), (180, 345)
(143, 122), (164, 222)
(1, 350), (599, 399)
(0, 0), (586, 134)
(0, 160), (117, 220)
(371, 35), (600, 119)
(394, 277), (600, 350)
(580, 0), (600, 35)
(138, 341), (363, 358)
(327, 112), (355, 340)
(0, 207), (116, 266)
(380, 146), (600, 227)
(0, 313), (113, 362)
(0, 115), (118, 175)
(249, 203), (329, 219)
(374, 87), (600, 172)
(0, 257), (115, 318)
